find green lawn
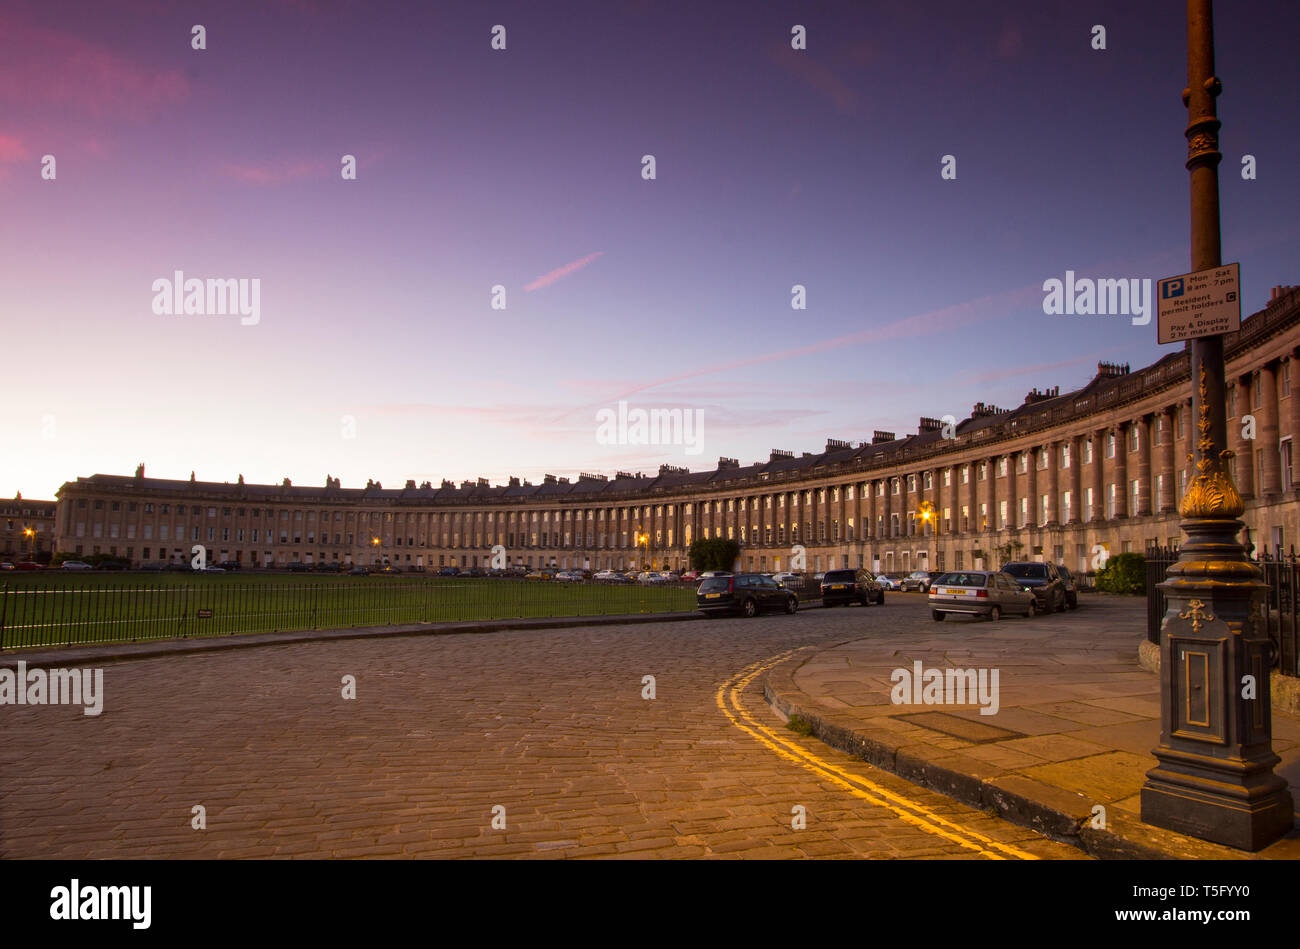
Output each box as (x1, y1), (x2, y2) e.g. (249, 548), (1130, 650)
(0, 573), (696, 650)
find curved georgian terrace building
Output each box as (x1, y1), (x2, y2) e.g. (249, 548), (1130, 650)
(53, 286), (1300, 576)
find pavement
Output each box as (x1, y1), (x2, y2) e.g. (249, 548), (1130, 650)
(762, 593), (1300, 860)
(0, 605), (1082, 860)
(4, 591), (1298, 860)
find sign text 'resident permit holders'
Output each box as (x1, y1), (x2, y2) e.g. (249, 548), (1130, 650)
(1157, 262), (1241, 344)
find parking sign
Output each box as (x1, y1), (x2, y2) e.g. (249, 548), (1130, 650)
(1156, 263), (1241, 344)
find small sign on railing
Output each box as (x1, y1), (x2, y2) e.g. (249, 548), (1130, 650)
(196, 609), (213, 619)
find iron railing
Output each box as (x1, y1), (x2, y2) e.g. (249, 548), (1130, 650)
(1146, 544), (1299, 677)
(0, 576), (697, 651)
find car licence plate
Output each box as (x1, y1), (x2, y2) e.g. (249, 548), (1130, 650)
(705, 593), (721, 599)
(939, 587), (973, 596)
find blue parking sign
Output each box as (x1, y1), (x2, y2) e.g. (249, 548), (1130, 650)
(1161, 278), (1184, 299)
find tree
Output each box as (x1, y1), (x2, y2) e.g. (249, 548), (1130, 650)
(689, 537), (741, 572)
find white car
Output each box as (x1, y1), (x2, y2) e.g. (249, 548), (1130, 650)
(875, 574), (901, 591)
(772, 572), (803, 588)
(553, 571), (581, 582)
(60, 560), (94, 570)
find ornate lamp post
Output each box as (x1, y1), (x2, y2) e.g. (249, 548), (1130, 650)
(1140, 0), (1293, 850)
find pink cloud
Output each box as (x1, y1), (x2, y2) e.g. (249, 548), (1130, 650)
(768, 44), (858, 114)
(220, 158), (328, 186)
(0, 17), (189, 121)
(524, 252), (604, 291)
(0, 133), (28, 163)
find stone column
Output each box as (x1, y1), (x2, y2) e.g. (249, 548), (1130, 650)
(1005, 454), (1017, 531)
(1137, 414), (1153, 516)
(1258, 361), (1281, 496)
(1069, 435), (1083, 524)
(1027, 449), (1039, 527)
(1092, 429), (1107, 522)
(1232, 377), (1255, 499)
(1047, 441), (1061, 526)
(1114, 424), (1129, 518)
(1160, 406), (1178, 513)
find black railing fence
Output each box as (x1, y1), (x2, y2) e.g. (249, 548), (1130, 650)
(0, 577), (698, 651)
(1146, 544), (1299, 678)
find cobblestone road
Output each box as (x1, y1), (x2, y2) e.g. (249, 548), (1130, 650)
(1, 598), (1087, 858)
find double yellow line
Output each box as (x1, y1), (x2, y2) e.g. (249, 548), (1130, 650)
(716, 650), (1039, 860)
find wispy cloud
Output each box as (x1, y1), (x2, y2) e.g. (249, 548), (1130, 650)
(219, 158), (328, 186)
(0, 16), (189, 121)
(767, 44), (858, 114)
(524, 252), (603, 291)
(0, 133), (28, 163)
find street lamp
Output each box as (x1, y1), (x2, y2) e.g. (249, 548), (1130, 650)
(1140, 0), (1293, 851)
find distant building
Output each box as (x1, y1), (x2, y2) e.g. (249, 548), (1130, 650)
(1, 495), (58, 562)
(52, 287), (1300, 575)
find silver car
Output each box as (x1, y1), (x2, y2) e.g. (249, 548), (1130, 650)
(928, 570), (1038, 622)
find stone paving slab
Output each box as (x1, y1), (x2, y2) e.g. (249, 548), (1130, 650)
(764, 594), (1300, 860)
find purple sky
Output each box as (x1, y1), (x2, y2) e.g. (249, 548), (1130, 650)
(3, 0), (1298, 499)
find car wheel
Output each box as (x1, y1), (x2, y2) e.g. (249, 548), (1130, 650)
(1026, 599), (1038, 617)
(988, 605), (1001, 622)
(785, 596), (798, 614)
(742, 598), (758, 618)
(877, 591), (884, 605)
(931, 610), (945, 622)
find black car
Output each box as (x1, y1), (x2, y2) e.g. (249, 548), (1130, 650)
(1000, 561), (1067, 613)
(347, 565), (369, 576)
(218, 560), (242, 571)
(819, 569), (884, 607)
(697, 573), (798, 618)
(286, 561), (311, 572)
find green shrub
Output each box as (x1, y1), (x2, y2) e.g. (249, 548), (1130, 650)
(1096, 552), (1146, 595)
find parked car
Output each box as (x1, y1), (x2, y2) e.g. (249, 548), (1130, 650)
(1057, 565), (1080, 609)
(698, 571), (733, 580)
(900, 570), (942, 592)
(772, 572), (804, 590)
(60, 560), (93, 570)
(1000, 561), (1068, 613)
(95, 560), (128, 570)
(286, 561), (311, 572)
(218, 560), (242, 571)
(680, 570), (700, 582)
(139, 561), (167, 571)
(874, 574), (901, 590)
(348, 565), (369, 576)
(697, 573), (798, 618)
(928, 570), (1038, 622)
(524, 570), (551, 581)
(820, 569), (885, 607)
(554, 571), (582, 582)
(201, 565), (226, 573)
(439, 566), (461, 577)
(0, 562), (13, 571)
